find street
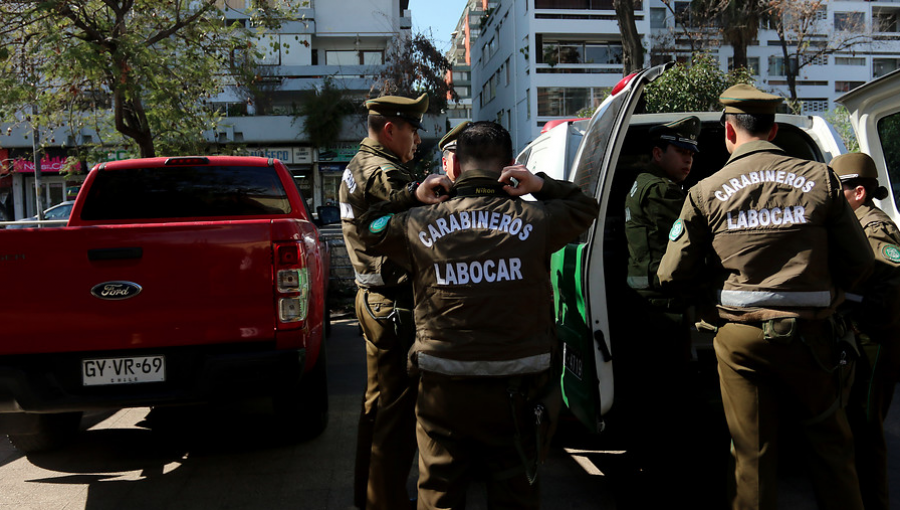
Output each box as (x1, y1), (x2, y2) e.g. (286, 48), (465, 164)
(0, 316), (898, 509)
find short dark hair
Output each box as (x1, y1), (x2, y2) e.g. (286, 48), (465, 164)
(456, 121), (512, 170)
(367, 114), (409, 133)
(725, 113), (775, 137)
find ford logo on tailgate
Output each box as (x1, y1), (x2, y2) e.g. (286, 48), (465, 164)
(91, 281), (143, 300)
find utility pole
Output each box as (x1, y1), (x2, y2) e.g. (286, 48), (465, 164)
(31, 105), (43, 222)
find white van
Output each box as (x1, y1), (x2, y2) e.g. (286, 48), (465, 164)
(529, 62), (884, 434)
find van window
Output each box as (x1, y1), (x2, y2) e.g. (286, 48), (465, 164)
(877, 113), (900, 207)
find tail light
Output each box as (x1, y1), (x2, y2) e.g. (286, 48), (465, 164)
(274, 241), (309, 325)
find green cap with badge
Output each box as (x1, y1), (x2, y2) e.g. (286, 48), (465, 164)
(366, 93), (429, 131)
(719, 84), (784, 115)
(439, 121), (470, 152)
(650, 116), (701, 153)
(831, 152), (879, 181)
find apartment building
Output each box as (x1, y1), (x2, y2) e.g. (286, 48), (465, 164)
(468, 0), (900, 153)
(0, 0), (432, 220)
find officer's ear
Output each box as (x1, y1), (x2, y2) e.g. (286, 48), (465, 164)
(651, 145), (664, 162)
(766, 123), (779, 142)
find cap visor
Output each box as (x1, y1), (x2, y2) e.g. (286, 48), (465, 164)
(671, 140), (699, 153)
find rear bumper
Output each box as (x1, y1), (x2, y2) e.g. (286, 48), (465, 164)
(0, 343), (306, 414)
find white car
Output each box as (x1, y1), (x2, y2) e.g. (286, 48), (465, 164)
(6, 201), (75, 229)
(518, 62), (871, 433)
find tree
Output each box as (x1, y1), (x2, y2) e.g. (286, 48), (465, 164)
(764, 0), (872, 105)
(0, 1), (301, 159)
(613, 0), (644, 75)
(644, 53), (753, 113)
(296, 77), (357, 149)
(721, 0), (765, 71)
(370, 31), (457, 114)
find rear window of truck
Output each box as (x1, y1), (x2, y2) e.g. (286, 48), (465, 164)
(80, 165), (292, 220)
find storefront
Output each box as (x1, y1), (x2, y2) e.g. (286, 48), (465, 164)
(5, 148), (85, 220)
(245, 146), (315, 212)
(317, 142), (359, 209)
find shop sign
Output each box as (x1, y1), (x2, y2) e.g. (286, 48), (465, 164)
(246, 147), (295, 163)
(13, 155), (80, 174)
(293, 147), (313, 164)
(317, 143), (359, 162)
(319, 163), (348, 173)
(103, 149), (136, 162)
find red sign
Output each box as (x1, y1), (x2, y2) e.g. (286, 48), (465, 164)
(12, 156), (80, 174)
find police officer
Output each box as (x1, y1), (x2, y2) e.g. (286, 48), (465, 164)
(620, 116), (702, 507)
(658, 84), (873, 510)
(439, 121), (469, 181)
(357, 121), (599, 509)
(339, 93), (429, 510)
(832, 152), (900, 510)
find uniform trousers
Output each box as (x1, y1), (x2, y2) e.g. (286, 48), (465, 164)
(353, 287), (418, 510)
(416, 373), (547, 510)
(847, 331), (900, 510)
(714, 319), (863, 510)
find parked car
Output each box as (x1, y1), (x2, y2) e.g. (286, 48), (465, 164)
(6, 200), (75, 229)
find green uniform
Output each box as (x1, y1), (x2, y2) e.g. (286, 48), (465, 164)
(339, 137), (419, 510)
(624, 162), (686, 295)
(621, 163), (697, 506)
(658, 140), (873, 510)
(845, 202), (900, 510)
(358, 171), (599, 509)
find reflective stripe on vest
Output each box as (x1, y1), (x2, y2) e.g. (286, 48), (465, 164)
(340, 202), (355, 219)
(417, 352), (551, 377)
(718, 289), (832, 308)
(845, 292), (863, 303)
(355, 271), (385, 288)
(627, 276), (649, 289)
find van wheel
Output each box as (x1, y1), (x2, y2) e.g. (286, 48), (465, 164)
(273, 348), (329, 440)
(7, 412), (83, 453)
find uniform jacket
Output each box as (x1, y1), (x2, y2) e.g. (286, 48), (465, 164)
(624, 162), (685, 295)
(339, 137), (418, 289)
(358, 170), (599, 377)
(845, 202), (900, 339)
(658, 140), (873, 321)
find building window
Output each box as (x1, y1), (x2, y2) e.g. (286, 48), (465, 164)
(650, 7), (667, 29)
(874, 58), (900, 78)
(534, 0), (642, 10)
(835, 81), (865, 93)
(527, 88), (531, 119)
(768, 55), (798, 76)
(800, 98), (829, 113)
(727, 57), (760, 75)
(452, 71), (470, 82)
(326, 50), (359, 66)
(541, 39), (623, 65)
(875, 10), (900, 33)
(362, 51), (383, 65)
(836, 57), (866, 66)
(834, 12), (865, 32)
(674, 1), (692, 27)
(537, 87), (607, 117)
(810, 54), (828, 66)
(503, 58), (511, 85)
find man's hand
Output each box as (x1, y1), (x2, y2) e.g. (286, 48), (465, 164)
(416, 174), (452, 204)
(499, 165), (543, 197)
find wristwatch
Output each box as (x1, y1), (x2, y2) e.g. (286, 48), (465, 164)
(407, 181), (420, 198)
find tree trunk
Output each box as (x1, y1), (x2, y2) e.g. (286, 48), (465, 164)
(614, 0), (644, 75)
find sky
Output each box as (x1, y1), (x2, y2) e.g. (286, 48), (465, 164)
(407, 0), (471, 53)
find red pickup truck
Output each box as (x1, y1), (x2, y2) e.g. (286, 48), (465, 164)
(0, 156), (331, 451)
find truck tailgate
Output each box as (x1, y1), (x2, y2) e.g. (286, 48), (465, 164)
(1, 221), (279, 355)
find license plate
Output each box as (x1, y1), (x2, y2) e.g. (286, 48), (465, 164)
(82, 356), (166, 386)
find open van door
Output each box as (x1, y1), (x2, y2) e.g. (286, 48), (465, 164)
(836, 68), (900, 224)
(551, 62), (672, 433)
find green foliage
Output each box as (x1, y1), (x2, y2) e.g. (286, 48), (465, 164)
(825, 106), (859, 152)
(645, 54), (754, 113)
(0, 0), (300, 158)
(371, 32), (457, 114)
(876, 113), (900, 188)
(296, 77), (357, 149)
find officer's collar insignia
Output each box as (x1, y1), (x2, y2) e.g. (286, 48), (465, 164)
(668, 219), (685, 241)
(369, 214), (393, 234)
(883, 244), (900, 263)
